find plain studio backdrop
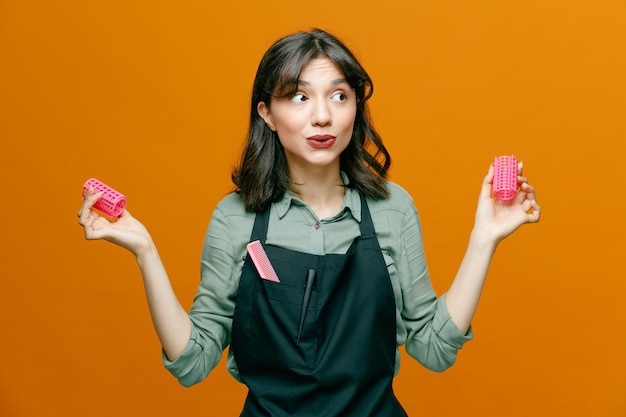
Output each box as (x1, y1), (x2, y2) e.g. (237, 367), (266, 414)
(1, 1), (624, 416)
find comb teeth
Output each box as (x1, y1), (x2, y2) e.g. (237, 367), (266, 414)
(246, 240), (280, 282)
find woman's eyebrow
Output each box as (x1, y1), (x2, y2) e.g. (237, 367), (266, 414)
(297, 78), (349, 86)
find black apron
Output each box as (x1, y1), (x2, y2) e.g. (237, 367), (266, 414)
(231, 194), (407, 417)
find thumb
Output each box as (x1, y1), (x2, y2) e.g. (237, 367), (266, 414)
(479, 163), (494, 200)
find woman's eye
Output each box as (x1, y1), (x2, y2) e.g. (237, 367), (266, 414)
(290, 93), (307, 103)
(331, 92), (347, 102)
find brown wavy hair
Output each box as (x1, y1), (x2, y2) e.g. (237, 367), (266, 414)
(232, 29), (391, 212)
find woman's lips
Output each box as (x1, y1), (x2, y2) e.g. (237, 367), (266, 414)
(306, 134), (336, 149)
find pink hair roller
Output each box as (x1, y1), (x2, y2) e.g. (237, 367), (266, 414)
(493, 155), (518, 201)
(82, 178), (127, 217)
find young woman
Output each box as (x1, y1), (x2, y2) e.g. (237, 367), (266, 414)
(78, 29), (541, 416)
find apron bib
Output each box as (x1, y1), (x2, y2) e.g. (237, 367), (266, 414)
(231, 194), (407, 417)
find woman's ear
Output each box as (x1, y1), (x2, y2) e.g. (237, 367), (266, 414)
(257, 101), (276, 131)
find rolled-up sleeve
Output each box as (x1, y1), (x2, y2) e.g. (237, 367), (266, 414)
(162, 323), (224, 387)
(162, 203), (243, 386)
(404, 294), (473, 372)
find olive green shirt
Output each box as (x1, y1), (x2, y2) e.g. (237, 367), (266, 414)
(163, 179), (472, 387)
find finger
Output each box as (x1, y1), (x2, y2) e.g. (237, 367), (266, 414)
(486, 162), (494, 182)
(509, 185), (528, 208)
(479, 163), (495, 199)
(526, 200), (541, 223)
(518, 161), (524, 176)
(78, 189), (103, 225)
(81, 185), (96, 200)
(83, 216), (109, 240)
(84, 189), (103, 208)
(521, 182), (537, 202)
(119, 208), (132, 218)
(78, 208), (98, 227)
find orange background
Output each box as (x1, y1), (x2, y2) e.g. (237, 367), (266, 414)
(1, 1), (625, 416)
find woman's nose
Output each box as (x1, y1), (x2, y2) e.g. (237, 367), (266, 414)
(310, 99), (332, 126)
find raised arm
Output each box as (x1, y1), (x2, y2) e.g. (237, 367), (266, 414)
(445, 162), (541, 333)
(77, 187), (191, 361)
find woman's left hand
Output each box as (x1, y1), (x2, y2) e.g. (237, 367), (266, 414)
(473, 161), (541, 245)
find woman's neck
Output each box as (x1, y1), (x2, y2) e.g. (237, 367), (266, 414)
(290, 167), (345, 219)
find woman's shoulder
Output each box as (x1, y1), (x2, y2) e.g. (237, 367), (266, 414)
(386, 181), (414, 201)
(207, 192), (256, 245)
(367, 181), (415, 212)
(214, 191), (257, 219)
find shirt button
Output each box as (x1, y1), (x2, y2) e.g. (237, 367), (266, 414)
(314, 222), (321, 230)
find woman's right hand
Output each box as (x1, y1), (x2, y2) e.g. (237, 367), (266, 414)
(78, 187), (152, 256)
(78, 187), (193, 360)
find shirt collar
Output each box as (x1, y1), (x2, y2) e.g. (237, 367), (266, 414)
(274, 171), (362, 222)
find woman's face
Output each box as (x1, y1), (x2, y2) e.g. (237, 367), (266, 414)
(257, 57), (357, 177)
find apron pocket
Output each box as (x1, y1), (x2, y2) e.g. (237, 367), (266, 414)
(249, 278), (320, 371)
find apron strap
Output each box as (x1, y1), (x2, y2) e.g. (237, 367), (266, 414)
(358, 193), (376, 238)
(250, 204), (271, 244)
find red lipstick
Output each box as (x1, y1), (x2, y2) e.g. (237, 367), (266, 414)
(306, 134), (336, 149)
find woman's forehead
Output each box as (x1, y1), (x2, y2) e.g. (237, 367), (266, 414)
(298, 58), (347, 83)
